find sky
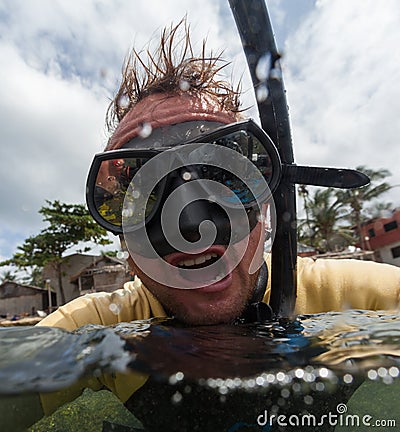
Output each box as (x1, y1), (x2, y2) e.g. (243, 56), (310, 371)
(0, 0), (399, 264)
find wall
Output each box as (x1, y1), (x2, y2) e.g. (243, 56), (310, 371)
(0, 294), (44, 316)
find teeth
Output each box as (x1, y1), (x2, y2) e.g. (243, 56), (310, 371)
(177, 252), (218, 267)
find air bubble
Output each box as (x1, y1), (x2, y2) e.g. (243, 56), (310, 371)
(389, 366), (399, 378)
(383, 376), (393, 385)
(304, 372), (316, 383)
(206, 378), (217, 388)
(228, 379), (237, 389)
(367, 369), (378, 380)
(343, 374), (353, 384)
(319, 367), (329, 378)
(171, 391), (183, 404)
(233, 378), (242, 387)
(266, 373), (276, 383)
(246, 379), (256, 388)
(219, 386), (228, 395)
(276, 372), (286, 382)
(292, 383), (301, 392)
(277, 397), (286, 407)
(256, 376), (265, 386)
(304, 395), (313, 405)
(281, 388), (290, 398)
(378, 367), (388, 378)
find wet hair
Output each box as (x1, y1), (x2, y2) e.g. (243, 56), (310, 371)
(106, 18), (242, 132)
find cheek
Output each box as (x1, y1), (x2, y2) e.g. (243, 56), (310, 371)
(241, 221), (265, 271)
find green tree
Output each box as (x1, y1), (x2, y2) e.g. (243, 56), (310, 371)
(0, 200), (112, 304)
(335, 166), (392, 249)
(298, 186), (354, 253)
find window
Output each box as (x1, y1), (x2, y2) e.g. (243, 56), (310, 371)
(368, 228), (376, 238)
(384, 220), (398, 232)
(392, 246), (400, 259)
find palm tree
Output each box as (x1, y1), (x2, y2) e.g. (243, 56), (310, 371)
(335, 166), (392, 249)
(298, 187), (353, 253)
(0, 270), (18, 283)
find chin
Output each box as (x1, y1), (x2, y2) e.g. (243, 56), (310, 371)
(173, 307), (243, 326)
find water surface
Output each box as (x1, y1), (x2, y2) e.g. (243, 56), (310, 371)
(1, 310), (400, 431)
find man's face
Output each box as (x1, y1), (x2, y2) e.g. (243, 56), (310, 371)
(111, 93), (267, 325)
(128, 220), (265, 325)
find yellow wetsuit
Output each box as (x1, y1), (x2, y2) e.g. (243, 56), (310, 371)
(37, 257), (400, 413)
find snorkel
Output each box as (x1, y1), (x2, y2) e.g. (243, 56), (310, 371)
(229, 0), (369, 318)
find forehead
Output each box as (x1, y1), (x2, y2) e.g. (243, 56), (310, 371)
(106, 93), (239, 150)
(121, 121), (226, 150)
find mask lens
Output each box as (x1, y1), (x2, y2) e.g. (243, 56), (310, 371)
(94, 157), (157, 228)
(200, 128), (274, 205)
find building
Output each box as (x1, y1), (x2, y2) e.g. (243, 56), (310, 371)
(70, 255), (132, 296)
(359, 209), (400, 266)
(0, 281), (56, 317)
(42, 253), (131, 304)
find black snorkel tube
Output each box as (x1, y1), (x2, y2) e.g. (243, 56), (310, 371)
(228, 0), (369, 318)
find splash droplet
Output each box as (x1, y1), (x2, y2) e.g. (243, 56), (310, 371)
(256, 84), (269, 102)
(139, 122), (152, 138)
(179, 79), (190, 91)
(109, 303), (121, 315)
(255, 52), (271, 81)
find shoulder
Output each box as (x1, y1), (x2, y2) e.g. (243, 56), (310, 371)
(38, 277), (167, 330)
(296, 256), (400, 313)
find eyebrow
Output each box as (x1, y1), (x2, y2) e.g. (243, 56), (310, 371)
(121, 121), (226, 150)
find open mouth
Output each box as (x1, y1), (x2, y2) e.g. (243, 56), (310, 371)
(175, 252), (221, 270)
(164, 246), (229, 285)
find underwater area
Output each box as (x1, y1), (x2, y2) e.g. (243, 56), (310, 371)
(1, 310), (400, 431)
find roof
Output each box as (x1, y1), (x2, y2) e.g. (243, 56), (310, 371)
(0, 281), (47, 292)
(69, 255), (128, 282)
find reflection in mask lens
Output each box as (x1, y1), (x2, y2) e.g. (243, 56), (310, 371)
(190, 129), (273, 205)
(94, 157), (159, 227)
